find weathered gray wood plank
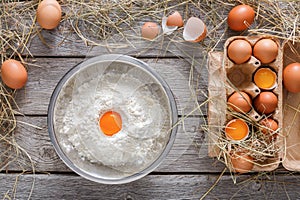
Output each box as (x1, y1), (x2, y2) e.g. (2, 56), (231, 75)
(9, 116), (225, 173)
(15, 57), (208, 116)
(27, 30), (200, 57)
(1, 173), (300, 200)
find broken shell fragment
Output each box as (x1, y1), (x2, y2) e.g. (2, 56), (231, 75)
(162, 16), (178, 35)
(166, 11), (184, 27)
(162, 11), (183, 35)
(183, 17), (207, 42)
(141, 22), (160, 40)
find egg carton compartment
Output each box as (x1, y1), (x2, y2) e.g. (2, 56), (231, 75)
(282, 41), (300, 171)
(225, 55), (261, 122)
(208, 35), (283, 172)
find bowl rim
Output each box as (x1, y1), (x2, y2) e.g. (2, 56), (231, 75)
(47, 54), (178, 184)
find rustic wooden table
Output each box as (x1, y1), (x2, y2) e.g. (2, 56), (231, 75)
(1, 2), (300, 200)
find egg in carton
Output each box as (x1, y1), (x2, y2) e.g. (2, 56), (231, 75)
(208, 35), (283, 172)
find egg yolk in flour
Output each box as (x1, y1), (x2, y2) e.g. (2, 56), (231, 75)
(99, 111), (122, 136)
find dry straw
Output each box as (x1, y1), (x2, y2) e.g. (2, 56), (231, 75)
(0, 0), (299, 199)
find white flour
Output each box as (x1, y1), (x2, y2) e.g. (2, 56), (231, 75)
(54, 70), (171, 173)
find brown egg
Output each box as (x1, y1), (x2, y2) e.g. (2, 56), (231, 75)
(227, 39), (252, 64)
(227, 91), (252, 113)
(37, 0), (62, 30)
(227, 5), (255, 31)
(1, 59), (28, 89)
(283, 62), (300, 93)
(141, 22), (160, 40)
(230, 152), (254, 173)
(260, 118), (278, 140)
(254, 92), (278, 114)
(253, 39), (278, 64)
(166, 11), (184, 27)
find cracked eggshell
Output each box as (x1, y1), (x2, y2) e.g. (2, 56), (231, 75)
(162, 11), (183, 35)
(166, 11), (184, 27)
(141, 22), (160, 40)
(37, 0), (62, 30)
(183, 17), (207, 42)
(162, 16), (178, 35)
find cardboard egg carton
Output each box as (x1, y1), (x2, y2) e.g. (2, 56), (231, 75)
(282, 41), (300, 171)
(208, 35), (300, 172)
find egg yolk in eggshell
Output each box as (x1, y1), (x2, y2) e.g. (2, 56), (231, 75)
(254, 68), (277, 89)
(225, 119), (249, 141)
(99, 111), (122, 136)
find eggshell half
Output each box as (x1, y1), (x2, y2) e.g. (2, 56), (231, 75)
(183, 17), (207, 42)
(162, 16), (178, 35)
(141, 22), (160, 40)
(166, 11), (184, 27)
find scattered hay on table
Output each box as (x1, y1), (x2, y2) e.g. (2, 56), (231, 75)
(0, 0), (300, 199)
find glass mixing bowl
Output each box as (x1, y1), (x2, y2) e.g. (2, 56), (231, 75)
(48, 54), (178, 184)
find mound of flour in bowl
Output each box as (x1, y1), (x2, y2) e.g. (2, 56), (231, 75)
(54, 71), (172, 173)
